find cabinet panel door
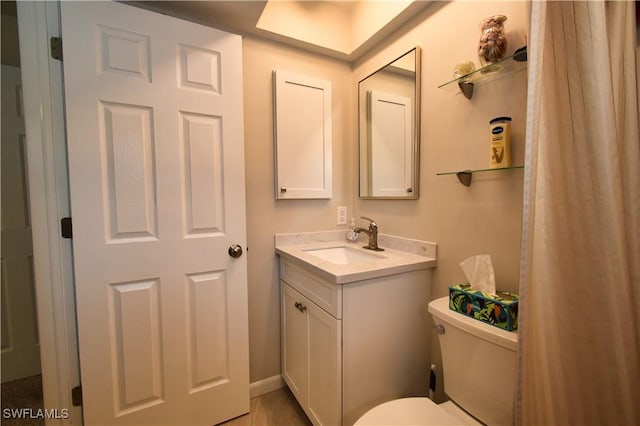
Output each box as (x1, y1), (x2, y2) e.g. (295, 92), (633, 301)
(281, 282), (308, 404)
(307, 300), (341, 426)
(368, 89), (413, 197)
(273, 70), (332, 199)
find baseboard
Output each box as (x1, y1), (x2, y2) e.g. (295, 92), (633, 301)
(249, 374), (285, 398)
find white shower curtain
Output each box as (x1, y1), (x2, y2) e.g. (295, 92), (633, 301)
(517, 1), (640, 425)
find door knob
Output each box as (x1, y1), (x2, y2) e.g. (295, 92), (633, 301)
(228, 244), (243, 258)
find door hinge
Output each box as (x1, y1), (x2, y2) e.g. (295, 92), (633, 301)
(61, 217), (72, 239)
(71, 385), (82, 406)
(50, 37), (63, 61)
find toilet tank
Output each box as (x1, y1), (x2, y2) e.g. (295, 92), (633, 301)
(428, 297), (517, 426)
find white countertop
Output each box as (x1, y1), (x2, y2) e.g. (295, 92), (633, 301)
(275, 231), (437, 284)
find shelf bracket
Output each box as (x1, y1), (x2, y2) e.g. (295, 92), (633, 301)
(456, 170), (472, 186)
(458, 82), (474, 99)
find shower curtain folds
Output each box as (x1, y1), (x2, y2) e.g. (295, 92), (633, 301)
(517, 1), (640, 425)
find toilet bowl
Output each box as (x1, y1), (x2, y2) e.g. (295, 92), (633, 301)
(354, 397), (481, 425)
(354, 296), (517, 426)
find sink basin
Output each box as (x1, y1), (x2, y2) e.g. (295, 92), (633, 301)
(303, 246), (385, 265)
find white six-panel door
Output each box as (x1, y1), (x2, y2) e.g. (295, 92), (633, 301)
(60, 2), (249, 424)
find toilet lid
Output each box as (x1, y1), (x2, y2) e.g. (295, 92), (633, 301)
(354, 398), (463, 425)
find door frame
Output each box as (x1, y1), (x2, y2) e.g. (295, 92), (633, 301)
(16, 2), (82, 424)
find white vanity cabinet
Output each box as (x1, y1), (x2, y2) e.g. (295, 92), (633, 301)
(280, 258), (342, 425)
(281, 283), (342, 426)
(279, 257), (432, 426)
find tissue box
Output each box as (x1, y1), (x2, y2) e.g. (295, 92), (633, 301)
(448, 283), (519, 331)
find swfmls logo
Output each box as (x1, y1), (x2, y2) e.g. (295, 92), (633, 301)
(2, 408), (69, 419)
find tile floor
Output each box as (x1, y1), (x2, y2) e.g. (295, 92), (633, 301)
(221, 387), (311, 426)
(1, 376), (309, 426)
(1, 375), (44, 426)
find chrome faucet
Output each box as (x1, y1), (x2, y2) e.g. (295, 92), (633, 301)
(354, 216), (384, 251)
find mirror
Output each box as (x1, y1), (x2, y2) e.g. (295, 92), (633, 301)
(359, 47), (421, 199)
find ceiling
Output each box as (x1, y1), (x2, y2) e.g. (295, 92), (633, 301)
(128, 1), (269, 37)
(127, 1), (433, 62)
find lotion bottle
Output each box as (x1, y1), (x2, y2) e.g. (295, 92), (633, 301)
(489, 116), (512, 168)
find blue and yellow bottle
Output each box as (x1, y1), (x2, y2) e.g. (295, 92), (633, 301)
(489, 116), (511, 169)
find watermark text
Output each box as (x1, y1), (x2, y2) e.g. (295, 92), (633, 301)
(2, 408), (69, 420)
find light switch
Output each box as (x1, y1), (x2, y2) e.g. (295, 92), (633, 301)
(337, 206), (347, 225)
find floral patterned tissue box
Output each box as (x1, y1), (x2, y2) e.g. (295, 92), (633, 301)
(448, 283), (519, 331)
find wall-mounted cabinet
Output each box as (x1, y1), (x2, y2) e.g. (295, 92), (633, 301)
(273, 70), (332, 199)
(367, 89), (413, 197)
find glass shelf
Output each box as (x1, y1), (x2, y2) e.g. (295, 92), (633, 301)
(437, 165), (524, 186)
(438, 46), (527, 98)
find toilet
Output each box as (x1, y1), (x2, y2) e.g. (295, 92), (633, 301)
(355, 296), (518, 425)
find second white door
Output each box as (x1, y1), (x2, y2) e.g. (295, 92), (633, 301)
(1, 65), (41, 384)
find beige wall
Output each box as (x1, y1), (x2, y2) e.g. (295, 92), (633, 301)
(242, 1), (528, 387)
(354, 1), (527, 299)
(242, 37), (354, 382)
(353, 1), (528, 398)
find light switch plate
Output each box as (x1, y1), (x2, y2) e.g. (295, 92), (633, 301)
(337, 206), (347, 225)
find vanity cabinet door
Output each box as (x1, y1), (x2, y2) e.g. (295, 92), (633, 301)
(282, 282), (308, 403)
(281, 282), (341, 426)
(307, 297), (341, 426)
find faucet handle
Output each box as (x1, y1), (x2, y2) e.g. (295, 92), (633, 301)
(360, 216), (377, 227)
